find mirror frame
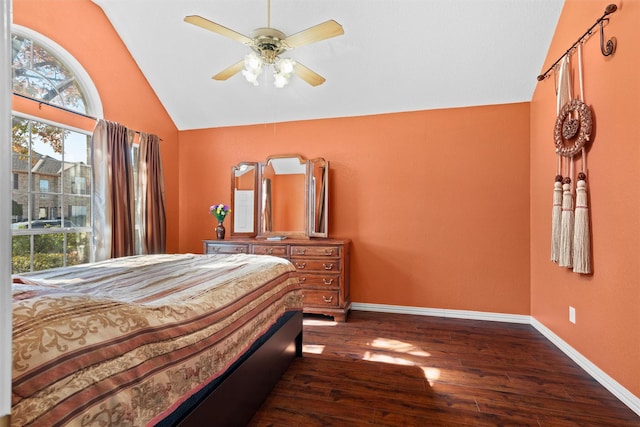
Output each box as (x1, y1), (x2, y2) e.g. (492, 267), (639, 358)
(308, 157), (329, 238)
(229, 162), (258, 238)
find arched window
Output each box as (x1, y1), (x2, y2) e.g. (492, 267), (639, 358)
(12, 33), (87, 113)
(11, 25), (103, 117)
(11, 28), (102, 273)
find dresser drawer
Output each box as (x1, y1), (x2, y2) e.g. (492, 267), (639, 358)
(202, 238), (350, 322)
(303, 290), (339, 307)
(290, 245), (341, 258)
(251, 244), (288, 257)
(297, 274), (340, 289)
(291, 258), (340, 273)
(205, 243), (249, 254)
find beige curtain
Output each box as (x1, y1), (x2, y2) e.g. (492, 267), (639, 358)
(136, 133), (166, 254)
(93, 119), (135, 260)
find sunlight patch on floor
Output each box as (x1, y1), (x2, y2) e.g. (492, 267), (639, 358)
(302, 322), (441, 384)
(303, 318), (337, 327)
(421, 366), (442, 386)
(362, 338), (441, 385)
(362, 350), (414, 366)
(370, 337), (431, 357)
(302, 344), (326, 354)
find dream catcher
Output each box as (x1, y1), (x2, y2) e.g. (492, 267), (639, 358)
(550, 45), (592, 274)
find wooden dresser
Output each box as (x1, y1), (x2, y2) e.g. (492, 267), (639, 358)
(203, 238), (351, 321)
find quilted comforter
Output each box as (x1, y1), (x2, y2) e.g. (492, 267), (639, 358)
(11, 253), (302, 426)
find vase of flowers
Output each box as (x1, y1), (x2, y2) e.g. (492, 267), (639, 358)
(209, 204), (231, 240)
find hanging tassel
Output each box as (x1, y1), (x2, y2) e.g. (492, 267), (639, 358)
(552, 56), (573, 265)
(551, 172), (563, 262)
(572, 45), (592, 274)
(558, 175), (574, 268)
(573, 171), (591, 274)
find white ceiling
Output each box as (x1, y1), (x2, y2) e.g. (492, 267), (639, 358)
(92, 0), (564, 130)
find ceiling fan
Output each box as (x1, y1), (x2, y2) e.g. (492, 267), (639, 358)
(184, 1), (344, 87)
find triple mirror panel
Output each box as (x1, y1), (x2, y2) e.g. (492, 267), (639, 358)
(229, 155), (329, 239)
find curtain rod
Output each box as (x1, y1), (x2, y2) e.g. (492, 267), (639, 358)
(537, 4), (617, 82)
(12, 91), (161, 139)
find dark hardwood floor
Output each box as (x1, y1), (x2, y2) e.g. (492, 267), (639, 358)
(249, 311), (639, 426)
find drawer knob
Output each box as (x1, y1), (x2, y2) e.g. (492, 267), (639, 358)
(265, 248), (274, 254)
(295, 248), (306, 255)
(322, 295), (334, 303)
(298, 277), (306, 283)
(322, 278), (334, 285)
(322, 263), (334, 270)
(236, 247), (246, 253)
(295, 262), (306, 269)
(211, 247), (220, 252)
(323, 249), (334, 256)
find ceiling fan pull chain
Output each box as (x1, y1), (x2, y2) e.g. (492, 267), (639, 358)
(267, 0), (271, 28)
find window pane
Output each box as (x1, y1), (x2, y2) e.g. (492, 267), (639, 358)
(65, 195), (91, 227)
(11, 35), (32, 68)
(12, 161), (28, 224)
(66, 232), (90, 266)
(33, 192), (61, 222)
(11, 116), (30, 158)
(65, 131), (91, 165)
(33, 233), (64, 270)
(11, 235), (31, 274)
(11, 34), (87, 113)
(31, 122), (65, 162)
(13, 68), (59, 102)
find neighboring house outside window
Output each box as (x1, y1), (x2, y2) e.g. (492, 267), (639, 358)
(10, 29), (99, 273)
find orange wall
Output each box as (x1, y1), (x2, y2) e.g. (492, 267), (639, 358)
(178, 104), (532, 315)
(530, 0), (639, 397)
(14, 0), (638, 404)
(12, 0), (181, 252)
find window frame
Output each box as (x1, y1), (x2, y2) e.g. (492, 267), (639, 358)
(10, 27), (102, 273)
(11, 113), (94, 271)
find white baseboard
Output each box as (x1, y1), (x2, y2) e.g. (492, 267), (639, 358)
(351, 302), (640, 417)
(530, 318), (640, 417)
(352, 302), (531, 324)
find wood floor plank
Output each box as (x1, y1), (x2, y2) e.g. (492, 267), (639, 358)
(249, 311), (639, 426)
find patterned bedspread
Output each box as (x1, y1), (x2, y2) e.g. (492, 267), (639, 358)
(11, 253), (302, 427)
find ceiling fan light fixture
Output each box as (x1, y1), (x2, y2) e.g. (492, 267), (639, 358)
(278, 58), (296, 75)
(242, 53), (263, 85)
(273, 71), (290, 88)
(244, 52), (263, 73)
(272, 57), (295, 88)
(242, 69), (261, 86)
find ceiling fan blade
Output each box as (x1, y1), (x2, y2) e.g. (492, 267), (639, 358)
(213, 60), (245, 81)
(184, 15), (253, 45)
(284, 20), (344, 49)
(295, 62), (326, 86)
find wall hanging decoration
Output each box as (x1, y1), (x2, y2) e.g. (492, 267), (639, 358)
(541, 4), (619, 274)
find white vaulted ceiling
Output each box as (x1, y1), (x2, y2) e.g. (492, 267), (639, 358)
(91, 0), (564, 130)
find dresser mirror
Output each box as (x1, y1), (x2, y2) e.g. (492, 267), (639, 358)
(229, 154), (328, 239)
(309, 157), (329, 238)
(229, 162), (258, 237)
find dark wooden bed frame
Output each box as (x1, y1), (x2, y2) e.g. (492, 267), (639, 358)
(175, 311), (303, 427)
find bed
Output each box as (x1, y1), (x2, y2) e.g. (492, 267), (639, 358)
(11, 253), (303, 426)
